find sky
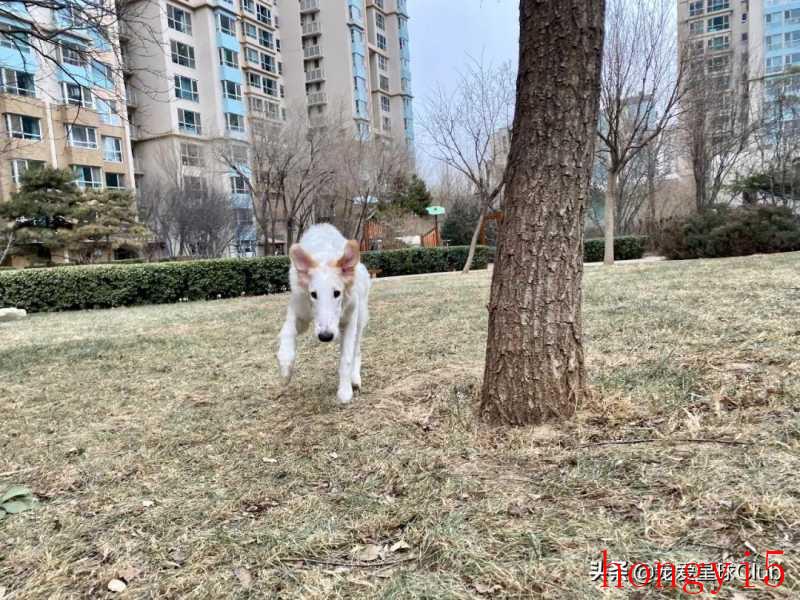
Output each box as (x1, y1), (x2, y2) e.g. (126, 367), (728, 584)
(407, 0), (519, 177)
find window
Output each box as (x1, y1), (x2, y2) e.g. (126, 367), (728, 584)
(375, 13), (385, 30)
(261, 53), (276, 73)
(375, 0), (384, 8)
(62, 83), (93, 108)
(10, 159), (45, 186)
(706, 0), (729, 11)
(105, 172), (125, 188)
(707, 35), (729, 50)
(767, 33), (783, 50)
(707, 15), (730, 32)
(256, 4), (271, 25)
(60, 43), (86, 66)
(67, 124), (98, 149)
(230, 175), (247, 194)
(259, 28), (273, 48)
(102, 136), (123, 162)
(349, 5), (362, 22)
(380, 95), (390, 112)
(174, 75), (199, 101)
(786, 30), (800, 48)
(230, 144), (248, 164)
(180, 142), (204, 166)
(263, 77), (277, 96)
(218, 14), (236, 35)
(248, 96), (264, 113)
(379, 75), (389, 90)
(167, 4), (192, 34)
(245, 47), (259, 64)
(689, 1), (704, 16)
(241, 0), (254, 13)
(73, 165), (102, 189)
(377, 33), (387, 50)
(222, 80), (242, 101)
(225, 112), (245, 132)
(5, 114), (41, 140)
(689, 20), (704, 35)
(170, 40), (196, 68)
(787, 9), (800, 25)
(382, 116), (391, 131)
(183, 176), (205, 193)
(178, 108), (201, 134)
(707, 55), (730, 72)
(741, 12), (747, 22)
(0, 27), (28, 51)
(1, 69), (35, 96)
(219, 47), (239, 67)
(377, 54), (388, 70)
(244, 22), (257, 40)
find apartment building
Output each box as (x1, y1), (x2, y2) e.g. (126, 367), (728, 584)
(749, 0), (800, 108)
(277, 0), (413, 144)
(0, 3), (135, 222)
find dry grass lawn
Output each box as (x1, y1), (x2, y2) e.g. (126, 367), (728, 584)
(1, 253), (799, 598)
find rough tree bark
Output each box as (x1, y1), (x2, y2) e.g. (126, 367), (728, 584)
(480, 0), (605, 425)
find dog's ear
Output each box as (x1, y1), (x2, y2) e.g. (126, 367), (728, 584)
(290, 244), (317, 287)
(336, 240), (361, 283)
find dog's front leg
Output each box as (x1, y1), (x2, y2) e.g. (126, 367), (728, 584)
(337, 317), (358, 404)
(277, 306), (301, 383)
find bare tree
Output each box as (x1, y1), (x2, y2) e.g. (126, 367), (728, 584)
(419, 58), (515, 273)
(480, 0), (605, 425)
(329, 133), (411, 241)
(681, 45), (753, 211)
(597, 0), (686, 264)
(218, 107), (338, 254)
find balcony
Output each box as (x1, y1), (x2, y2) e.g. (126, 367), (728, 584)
(307, 92), (327, 105)
(305, 68), (325, 82)
(303, 45), (322, 59)
(302, 21), (321, 36)
(300, 0), (319, 13)
(125, 87), (138, 107)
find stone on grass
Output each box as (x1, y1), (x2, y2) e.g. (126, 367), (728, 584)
(0, 308), (27, 322)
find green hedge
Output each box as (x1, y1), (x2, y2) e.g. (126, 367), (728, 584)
(658, 205), (800, 260)
(0, 245), (490, 313)
(584, 236), (647, 262)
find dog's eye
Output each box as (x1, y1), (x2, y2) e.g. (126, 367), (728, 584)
(310, 291), (317, 300)
(333, 290), (341, 298)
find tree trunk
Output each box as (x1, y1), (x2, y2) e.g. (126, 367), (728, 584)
(0, 231), (14, 266)
(462, 198), (488, 275)
(480, 0), (604, 426)
(604, 168), (617, 265)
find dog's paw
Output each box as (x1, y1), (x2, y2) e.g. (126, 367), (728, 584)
(278, 359), (294, 383)
(337, 385), (354, 405)
(351, 375), (361, 391)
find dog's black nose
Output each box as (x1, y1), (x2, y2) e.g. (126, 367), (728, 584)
(318, 331), (334, 343)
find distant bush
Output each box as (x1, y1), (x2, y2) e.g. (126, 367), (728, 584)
(658, 205), (800, 259)
(584, 236), (647, 262)
(0, 246), (490, 313)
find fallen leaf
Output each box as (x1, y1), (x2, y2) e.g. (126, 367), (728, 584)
(107, 579), (127, 593)
(473, 582), (501, 595)
(0, 485), (37, 518)
(233, 567), (252, 589)
(389, 540), (411, 553)
(354, 544), (382, 562)
(507, 502), (531, 517)
(118, 566), (141, 582)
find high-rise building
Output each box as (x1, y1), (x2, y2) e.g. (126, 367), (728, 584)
(0, 2), (134, 211)
(277, 0), (414, 144)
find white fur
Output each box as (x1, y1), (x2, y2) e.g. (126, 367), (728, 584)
(277, 224), (371, 404)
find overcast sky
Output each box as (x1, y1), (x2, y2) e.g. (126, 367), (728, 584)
(407, 0), (519, 176)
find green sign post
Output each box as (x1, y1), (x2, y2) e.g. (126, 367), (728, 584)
(425, 206), (446, 246)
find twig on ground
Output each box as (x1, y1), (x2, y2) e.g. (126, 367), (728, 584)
(578, 438), (752, 449)
(279, 555), (417, 569)
(0, 467), (37, 478)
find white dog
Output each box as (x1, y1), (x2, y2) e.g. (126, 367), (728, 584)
(277, 224), (371, 404)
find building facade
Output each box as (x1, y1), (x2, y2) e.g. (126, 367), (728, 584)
(1, 0), (414, 262)
(1, 1), (135, 265)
